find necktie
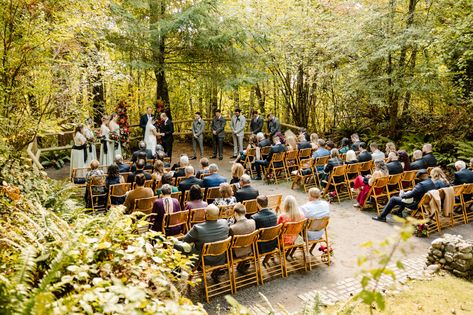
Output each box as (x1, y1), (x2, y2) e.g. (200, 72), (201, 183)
(236, 118), (240, 122)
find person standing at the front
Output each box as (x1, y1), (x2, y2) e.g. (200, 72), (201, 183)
(191, 112), (205, 160)
(140, 107), (153, 139)
(211, 109), (226, 160)
(231, 108), (246, 159)
(159, 112), (174, 160)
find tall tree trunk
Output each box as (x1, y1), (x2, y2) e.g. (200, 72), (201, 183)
(255, 83), (265, 115)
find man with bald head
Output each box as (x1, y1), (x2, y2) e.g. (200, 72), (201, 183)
(178, 165), (203, 192)
(299, 188), (330, 241)
(421, 143), (437, 167)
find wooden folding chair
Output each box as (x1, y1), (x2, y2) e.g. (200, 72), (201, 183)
(170, 191), (182, 204)
(290, 158), (313, 191)
(304, 217), (330, 270)
(401, 170), (417, 190)
(231, 184), (238, 196)
(242, 147), (256, 177)
(176, 176), (186, 186)
(188, 207), (207, 226)
(365, 176), (390, 214)
(267, 194), (283, 212)
(183, 188), (206, 204)
(256, 224), (284, 284)
(344, 163), (361, 191)
(387, 174), (403, 197)
(133, 196), (159, 233)
(230, 230), (260, 292)
(280, 219), (308, 277)
(410, 192), (441, 237)
(120, 172), (132, 182)
(71, 167), (89, 186)
(461, 183), (473, 223)
(260, 146), (271, 159)
(297, 148), (312, 165)
(313, 156), (330, 186)
(284, 150), (299, 176)
(200, 237), (233, 303)
(242, 199), (259, 217)
(438, 186), (465, 228)
(205, 187), (221, 204)
(358, 160), (374, 176)
(107, 183), (131, 208)
(87, 175), (107, 212)
(263, 152), (287, 184)
(163, 210), (189, 238)
(322, 165), (351, 202)
(218, 204), (235, 219)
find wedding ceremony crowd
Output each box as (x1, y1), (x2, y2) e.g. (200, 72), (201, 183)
(69, 106), (473, 298)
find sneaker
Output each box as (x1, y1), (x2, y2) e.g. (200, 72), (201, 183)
(372, 216), (387, 222)
(353, 203), (361, 208)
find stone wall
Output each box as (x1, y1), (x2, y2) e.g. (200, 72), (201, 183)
(426, 234), (473, 278)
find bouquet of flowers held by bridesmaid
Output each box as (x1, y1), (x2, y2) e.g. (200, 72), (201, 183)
(110, 130), (121, 149)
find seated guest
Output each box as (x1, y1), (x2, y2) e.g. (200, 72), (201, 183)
(202, 163), (227, 188)
(114, 155), (130, 173)
(385, 142), (397, 156)
(178, 165), (203, 192)
(156, 149), (170, 167)
(431, 167), (449, 189)
(398, 150), (411, 171)
(297, 133), (312, 150)
(123, 174), (154, 213)
(254, 136), (287, 180)
(230, 163), (245, 185)
(370, 142), (385, 161)
(127, 159), (152, 184)
(386, 151), (403, 175)
(422, 143), (437, 167)
(321, 148), (344, 185)
(353, 160), (389, 207)
(156, 173), (178, 195)
(183, 204), (229, 267)
(310, 133), (319, 149)
(234, 134), (258, 164)
(251, 195), (278, 255)
(173, 155), (189, 178)
(131, 141), (152, 163)
(256, 132), (271, 148)
(452, 160), (473, 185)
(213, 183), (237, 206)
(105, 164), (125, 205)
(372, 169), (435, 222)
(285, 136), (298, 151)
(151, 184), (182, 236)
(410, 150), (426, 170)
(185, 184), (208, 210)
(151, 160), (165, 183)
(345, 150), (358, 164)
(325, 140), (336, 151)
(357, 142), (372, 162)
(229, 203), (256, 266)
(84, 160), (105, 207)
(277, 195), (304, 245)
(298, 127), (310, 142)
(196, 157), (210, 178)
(339, 138), (350, 154)
(312, 139), (330, 159)
(300, 188), (330, 240)
(351, 133), (361, 151)
(235, 174), (259, 202)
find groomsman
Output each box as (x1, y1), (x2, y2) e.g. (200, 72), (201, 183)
(250, 110), (263, 134)
(231, 109), (246, 158)
(191, 112), (205, 160)
(211, 109), (226, 160)
(139, 107), (153, 138)
(159, 112), (174, 160)
(267, 113), (281, 137)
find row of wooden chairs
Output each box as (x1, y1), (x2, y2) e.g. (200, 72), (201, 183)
(196, 217), (330, 302)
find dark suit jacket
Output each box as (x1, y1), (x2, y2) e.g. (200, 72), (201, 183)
(402, 178), (436, 209)
(251, 209), (277, 253)
(357, 151), (372, 162)
(127, 170), (152, 184)
(183, 219), (229, 265)
(202, 173), (227, 188)
(297, 141), (312, 150)
(161, 119), (174, 143)
(387, 161), (403, 175)
(235, 185), (259, 202)
(173, 168), (186, 179)
(410, 159), (426, 170)
(324, 157), (344, 174)
(250, 116), (263, 134)
(266, 143), (286, 164)
(453, 168), (473, 185)
(422, 153), (437, 167)
(258, 138), (271, 148)
(211, 116), (226, 138)
(268, 118), (281, 136)
(117, 163), (130, 173)
(140, 114), (153, 133)
(131, 149), (153, 163)
(178, 176), (204, 192)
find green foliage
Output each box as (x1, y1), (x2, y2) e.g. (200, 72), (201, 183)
(456, 141), (473, 162)
(40, 151), (70, 169)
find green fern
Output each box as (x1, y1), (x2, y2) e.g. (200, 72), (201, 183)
(456, 141), (473, 161)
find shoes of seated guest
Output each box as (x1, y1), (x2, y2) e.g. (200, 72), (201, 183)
(254, 176), (262, 180)
(190, 156), (197, 160)
(372, 216), (387, 222)
(210, 155), (217, 159)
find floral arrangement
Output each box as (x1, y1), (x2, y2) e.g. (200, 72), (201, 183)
(415, 223), (428, 237)
(319, 244), (333, 256)
(115, 98), (130, 146)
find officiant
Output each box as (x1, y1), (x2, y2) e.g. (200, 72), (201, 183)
(140, 106), (154, 138)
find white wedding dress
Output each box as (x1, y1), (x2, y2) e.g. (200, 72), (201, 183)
(145, 120), (157, 156)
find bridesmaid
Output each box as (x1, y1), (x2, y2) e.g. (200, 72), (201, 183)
(109, 113), (122, 159)
(99, 116), (113, 166)
(70, 124), (87, 177)
(83, 118), (97, 165)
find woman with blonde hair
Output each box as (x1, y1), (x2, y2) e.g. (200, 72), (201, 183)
(230, 163), (245, 186)
(285, 136), (298, 151)
(310, 133), (319, 149)
(430, 167), (449, 189)
(385, 142), (397, 156)
(278, 195), (305, 245)
(345, 149), (358, 164)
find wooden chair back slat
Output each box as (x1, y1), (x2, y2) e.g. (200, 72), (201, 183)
(202, 236), (232, 256)
(189, 208), (207, 225)
(218, 204), (235, 219)
(258, 224), (283, 242)
(282, 219), (307, 236)
(267, 194), (283, 212)
(242, 199), (259, 215)
(134, 196), (159, 214)
(306, 217), (330, 232)
(231, 230), (259, 249)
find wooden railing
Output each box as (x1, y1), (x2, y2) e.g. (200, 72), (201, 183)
(27, 118), (302, 170)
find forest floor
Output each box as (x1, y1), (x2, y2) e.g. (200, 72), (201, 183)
(47, 141), (473, 314)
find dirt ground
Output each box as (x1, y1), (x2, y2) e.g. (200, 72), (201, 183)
(48, 141), (473, 314)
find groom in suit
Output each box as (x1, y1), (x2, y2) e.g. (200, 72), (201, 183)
(139, 107), (154, 138)
(231, 108), (246, 158)
(159, 112), (174, 160)
(191, 112), (205, 160)
(211, 109), (226, 160)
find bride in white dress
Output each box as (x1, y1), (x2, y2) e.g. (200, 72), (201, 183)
(145, 118), (159, 156)
(109, 113), (122, 159)
(99, 117), (113, 166)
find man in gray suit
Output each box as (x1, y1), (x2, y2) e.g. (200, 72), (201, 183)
(267, 113), (281, 137)
(191, 112), (205, 160)
(230, 108), (246, 158)
(211, 109), (226, 160)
